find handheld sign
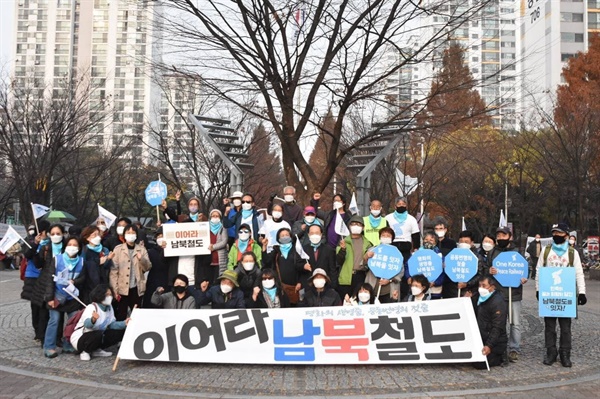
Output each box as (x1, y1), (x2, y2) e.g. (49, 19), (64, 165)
(492, 252), (528, 287)
(367, 244), (404, 280)
(538, 267), (577, 318)
(145, 180), (168, 207)
(162, 223), (211, 256)
(445, 248), (478, 283)
(408, 249), (443, 281)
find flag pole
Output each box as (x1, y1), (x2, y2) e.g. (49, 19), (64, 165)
(30, 203), (40, 234)
(156, 174), (161, 224)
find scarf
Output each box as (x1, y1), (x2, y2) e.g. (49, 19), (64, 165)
(51, 242), (63, 257)
(189, 213), (198, 222)
(39, 238), (50, 248)
(310, 242), (321, 249)
(478, 291), (493, 306)
(552, 241), (569, 257)
(62, 252), (81, 272)
(305, 217), (321, 226)
(87, 243), (103, 253)
(279, 242), (292, 259)
(369, 214), (381, 228)
(241, 209), (253, 219)
(262, 288), (280, 308)
(210, 220), (222, 235)
(393, 211), (408, 225)
(264, 286), (277, 302)
(237, 239), (249, 254)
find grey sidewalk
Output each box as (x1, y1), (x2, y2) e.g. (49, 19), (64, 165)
(1, 269), (599, 398)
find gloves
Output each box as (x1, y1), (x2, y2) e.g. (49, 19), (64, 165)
(578, 294), (587, 306)
(536, 291), (539, 300)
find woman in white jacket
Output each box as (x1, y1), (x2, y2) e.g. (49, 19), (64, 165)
(70, 284), (129, 361)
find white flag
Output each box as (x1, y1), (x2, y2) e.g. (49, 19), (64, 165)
(295, 235), (310, 260)
(0, 226), (23, 254)
(462, 217), (467, 232)
(395, 169), (419, 197)
(499, 210), (507, 228)
(98, 204), (117, 229)
(349, 192), (359, 216)
(31, 203), (50, 219)
(334, 209), (350, 237)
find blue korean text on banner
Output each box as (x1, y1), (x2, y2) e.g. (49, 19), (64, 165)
(367, 244), (404, 280)
(445, 248), (478, 283)
(538, 267), (577, 318)
(492, 252), (528, 287)
(145, 181), (168, 207)
(408, 249), (443, 281)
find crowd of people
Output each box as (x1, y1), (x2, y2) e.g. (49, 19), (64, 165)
(14, 186), (587, 368)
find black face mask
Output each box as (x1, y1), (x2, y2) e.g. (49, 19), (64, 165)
(552, 235), (566, 245)
(396, 206), (407, 213)
(497, 239), (510, 248)
(173, 285), (187, 294)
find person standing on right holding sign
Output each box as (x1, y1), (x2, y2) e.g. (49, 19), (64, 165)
(536, 223), (586, 367)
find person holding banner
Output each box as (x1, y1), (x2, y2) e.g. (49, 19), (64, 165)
(228, 224), (263, 270)
(310, 192), (351, 249)
(151, 274), (196, 309)
(110, 224), (152, 321)
(233, 251), (263, 308)
(404, 274), (432, 302)
(536, 222), (587, 368)
(408, 232), (445, 299)
(253, 268), (291, 308)
(362, 200), (387, 246)
(207, 209), (229, 281)
(258, 203), (291, 253)
(478, 234), (496, 265)
(443, 230), (484, 298)
(198, 270), (245, 309)
(298, 268), (342, 307)
(262, 228), (305, 305)
(364, 227), (401, 303)
(81, 226), (113, 302)
(292, 206), (323, 247)
(181, 197), (204, 222)
(336, 215), (372, 299)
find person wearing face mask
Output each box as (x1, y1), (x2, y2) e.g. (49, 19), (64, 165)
(298, 268), (342, 307)
(472, 275), (508, 370)
(535, 223), (586, 368)
(478, 234), (496, 264)
(224, 193), (262, 241)
(362, 200), (387, 246)
(233, 251), (263, 308)
(526, 234), (542, 280)
(70, 284), (129, 361)
(41, 236), (86, 358)
(224, 191), (244, 247)
(110, 224), (152, 321)
(182, 197), (204, 223)
(404, 274), (432, 302)
(227, 223), (263, 270)
(268, 186), (304, 226)
(404, 232), (445, 299)
(310, 192), (351, 249)
(343, 283), (376, 306)
(485, 226), (526, 364)
(441, 230), (482, 299)
(262, 228), (306, 305)
(336, 215), (372, 299)
(252, 268), (291, 308)
(258, 204), (291, 253)
(105, 217), (132, 251)
(151, 274), (196, 309)
(301, 224), (338, 292)
(143, 228), (170, 308)
(292, 206), (323, 247)
(81, 226), (114, 303)
(365, 228), (402, 303)
(568, 234), (585, 266)
(207, 209), (229, 282)
(433, 217), (456, 257)
(198, 270), (245, 309)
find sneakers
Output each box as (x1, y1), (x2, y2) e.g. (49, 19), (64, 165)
(508, 351), (518, 362)
(92, 349), (113, 357)
(44, 349), (58, 358)
(80, 351), (91, 361)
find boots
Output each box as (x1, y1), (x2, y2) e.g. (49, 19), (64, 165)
(559, 350), (572, 368)
(543, 347), (558, 365)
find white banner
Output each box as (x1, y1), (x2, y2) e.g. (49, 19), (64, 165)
(98, 204), (117, 229)
(117, 298), (486, 365)
(162, 222), (211, 256)
(31, 203), (50, 219)
(0, 226), (22, 254)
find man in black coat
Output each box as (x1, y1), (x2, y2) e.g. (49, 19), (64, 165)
(301, 224), (338, 290)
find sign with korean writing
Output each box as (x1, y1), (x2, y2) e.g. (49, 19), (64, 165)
(407, 249), (443, 281)
(162, 222), (210, 256)
(367, 244), (404, 280)
(538, 267), (577, 318)
(445, 248), (478, 283)
(492, 252), (528, 288)
(145, 180), (168, 207)
(116, 298), (486, 365)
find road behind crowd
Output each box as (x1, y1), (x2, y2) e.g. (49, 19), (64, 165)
(0, 269), (598, 399)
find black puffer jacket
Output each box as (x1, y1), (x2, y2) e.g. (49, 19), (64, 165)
(474, 290), (508, 353)
(29, 244), (56, 307)
(298, 286), (341, 307)
(233, 265), (262, 308)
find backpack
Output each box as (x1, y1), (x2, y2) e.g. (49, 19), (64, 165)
(63, 303), (97, 344)
(543, 245), (574, 266)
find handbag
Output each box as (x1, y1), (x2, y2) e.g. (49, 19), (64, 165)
(275, 253), (299, 304)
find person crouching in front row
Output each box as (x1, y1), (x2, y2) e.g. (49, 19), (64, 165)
(151, 274), (196, 309)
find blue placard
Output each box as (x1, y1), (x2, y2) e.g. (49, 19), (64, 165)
(145, 180), (168, 206)
(538, 267), (577, 318)
(445, 248), (478, 283)
(367, 244), (404, 280)
(407, 249), (443, 281)
(492, 251), (528, 287)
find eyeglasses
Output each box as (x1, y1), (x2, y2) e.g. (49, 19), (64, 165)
(242, 200), (252, 204)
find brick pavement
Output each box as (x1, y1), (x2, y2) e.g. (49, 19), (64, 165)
(0, 269), (598, 398)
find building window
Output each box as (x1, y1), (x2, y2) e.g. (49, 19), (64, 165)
(561, 32), (584, 42)
(561, 53), (576, 62)
(560, 12), (584, 22)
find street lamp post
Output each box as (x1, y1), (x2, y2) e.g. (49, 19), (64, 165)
(504, 162), (520, 227)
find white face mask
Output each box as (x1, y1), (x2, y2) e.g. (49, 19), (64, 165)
(435, 230), (446, 238)
(411, 286), (422, 296)
(28, 229), (36, 235)
(482, 242), (494, 252)
(457, 242), (471, 249)
(65, 246), (79, 257)
(125, 234), (137, 243)
(272, 211), (283, 220)
(156, 237), (165, 246)
(535, 238), (540, 242)
(116, 226), (125, 235)
(220, 283), (233, 294)
(242, 203), (252, 211)
(210, 218), (221, 224)
(478, 287), (491, 297)
(233, 199), (242, 207)
(98, 225), (107, 232)
(333, 201), (343, 210)
(90, 236), (102, 246)
(358, 292), (370, 303)
(569, 239), (575, 245)
(284, 195), (294, 203)
(242, 262), (255, 271)
(380, 237), (392, 245)
(50, 234), (63, 244)
(304, 216), (315, 223)
(262, 278), (275, 289)
(313, 278), (326, 289)
(102, 296), (113, 306)
(350, 225), (363, 235)
(238, 232), (250, 241)
(309, 234), (322, 245)
(370, 209), (381, 217)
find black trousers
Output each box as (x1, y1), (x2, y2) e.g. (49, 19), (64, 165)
(31, 302), (49, 340)
(545, 317), (572, 350)
(76, 329), (125, 353)
(115, 288), (142, 321)
(336, 271), (367, 299)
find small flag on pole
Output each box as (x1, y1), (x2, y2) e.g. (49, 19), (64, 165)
(98, 204), (117, 229)
(295, 235), (310, 260)
(349, 192), (359, 216)
(462, 217), (467, 231)
(0, 226), (23, 254)
(499, 210), (507, 228)
(334, 209), (350, 237)
(31, 203), (50, 219)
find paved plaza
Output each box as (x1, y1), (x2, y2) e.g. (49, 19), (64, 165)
(0, 269), (598, 398)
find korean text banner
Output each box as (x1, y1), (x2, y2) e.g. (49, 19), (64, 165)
(538, 267), (577, 318)
(162, 222), (211, 256)
(117, 298), (486, 365)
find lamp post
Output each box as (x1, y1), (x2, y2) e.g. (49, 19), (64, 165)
(504, 162), (520, 226)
